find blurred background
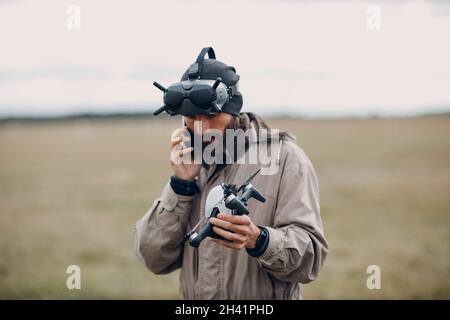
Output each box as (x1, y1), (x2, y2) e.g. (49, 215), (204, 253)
(0, 0), (449, 299)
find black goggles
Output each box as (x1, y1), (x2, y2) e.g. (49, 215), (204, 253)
(153, 78), (238, 117)
(152, 47), (238, 117)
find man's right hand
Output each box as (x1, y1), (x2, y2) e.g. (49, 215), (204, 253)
(170, 127), (202, 181)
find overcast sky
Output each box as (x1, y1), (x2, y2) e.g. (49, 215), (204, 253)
(0, 0), (449, 117)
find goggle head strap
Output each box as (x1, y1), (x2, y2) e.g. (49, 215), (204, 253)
(188, 47), (216, 80)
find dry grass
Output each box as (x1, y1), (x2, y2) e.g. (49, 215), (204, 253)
(0, 115), (449, 299)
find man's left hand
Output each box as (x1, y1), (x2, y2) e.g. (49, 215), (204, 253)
(209, 213), (261, 250)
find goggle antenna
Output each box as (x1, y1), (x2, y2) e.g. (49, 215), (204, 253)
(153, 105), (167, 116)
(153, 81), (167, 92)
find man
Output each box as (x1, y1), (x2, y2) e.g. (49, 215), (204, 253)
(134, 47), (328, 299)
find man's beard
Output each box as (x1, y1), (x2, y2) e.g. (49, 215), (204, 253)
(186, 116), (247, 165)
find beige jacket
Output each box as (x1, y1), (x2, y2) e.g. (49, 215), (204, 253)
(134, 114), (328, 299)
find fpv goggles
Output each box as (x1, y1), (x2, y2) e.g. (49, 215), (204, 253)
(152, 47), (239, 117)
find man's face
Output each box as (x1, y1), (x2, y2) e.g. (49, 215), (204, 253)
(184, 112), (233, 138)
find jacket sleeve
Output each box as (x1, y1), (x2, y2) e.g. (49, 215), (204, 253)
(256, 142), (328, 283)
(133, 180), (195, 274)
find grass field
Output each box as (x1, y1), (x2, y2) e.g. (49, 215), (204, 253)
(0, 115), (449, 299)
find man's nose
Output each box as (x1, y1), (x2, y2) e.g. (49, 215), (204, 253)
(194, 114), (209, 122)
(189, 116), (207, 134)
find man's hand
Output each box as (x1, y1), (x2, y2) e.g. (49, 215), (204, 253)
(209, 213), (261, 250)
(170, 127), (202, 181)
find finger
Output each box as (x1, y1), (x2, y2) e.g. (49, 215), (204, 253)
(210, 217), (251, 236)
(170, 135), (181, 145)
(170, 136), (182, 146)
(171, 138), (192, 155)
(171, 146), (194, 159)
(170, 127), (188, 140)
(216, 213), (251, 225)
(170, 146), (194, 164)
(171, 134), (191, 147)
(170, 127), (190, 146)
(211, 238), (245, 250)
(178, 146), (194, 157)
(213, 226), (247, 243)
